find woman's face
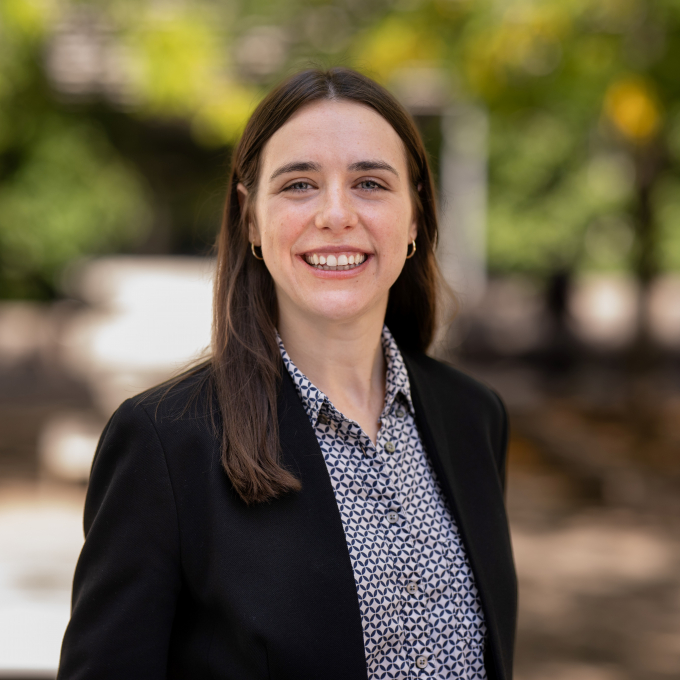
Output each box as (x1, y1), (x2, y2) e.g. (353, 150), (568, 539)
(245, 99), (418, 327)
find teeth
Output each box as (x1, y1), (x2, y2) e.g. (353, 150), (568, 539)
(304, 253), (367, 270)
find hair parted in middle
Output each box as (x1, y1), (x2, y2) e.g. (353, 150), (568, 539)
(211, 67), (443, 504)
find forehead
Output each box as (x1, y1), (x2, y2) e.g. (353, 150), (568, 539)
(259, 99), (408, 175)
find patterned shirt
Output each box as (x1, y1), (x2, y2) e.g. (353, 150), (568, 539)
(278, 327), (487, 679)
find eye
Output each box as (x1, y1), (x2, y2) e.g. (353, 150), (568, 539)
(282, 181), (314, 193)
(356, 179), (385, 192)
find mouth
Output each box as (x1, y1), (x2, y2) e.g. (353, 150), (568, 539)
(303, 252), (368, 271)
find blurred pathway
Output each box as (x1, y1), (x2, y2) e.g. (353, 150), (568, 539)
(508, 447), (680, 680)
(0, 484), (84, 678)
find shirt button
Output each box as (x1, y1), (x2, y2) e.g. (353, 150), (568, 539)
(396, 409), (406, 418)
(387, 511), (399, 524)
(384, 441), (395, 453)
(415, 655), (428, 669)
(406, 581), (419, 594)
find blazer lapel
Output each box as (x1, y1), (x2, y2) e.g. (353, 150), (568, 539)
(402, 352), (516, 680)
(275, 370), (369, 680)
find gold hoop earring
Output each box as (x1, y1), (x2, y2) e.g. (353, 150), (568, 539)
(250, 242), (264, 260)
(405, 239), (417, 259)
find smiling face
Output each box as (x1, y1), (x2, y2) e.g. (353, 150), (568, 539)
(244, 99), (418, 328)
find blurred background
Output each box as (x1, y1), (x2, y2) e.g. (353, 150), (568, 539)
(0, 0), (679, 677)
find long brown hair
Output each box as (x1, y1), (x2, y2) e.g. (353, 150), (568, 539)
(212, 67), (441, 504)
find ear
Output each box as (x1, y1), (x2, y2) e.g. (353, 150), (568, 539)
(236, 182), (248, 211)
(410, 184), (422, 242)
(408, 216), (418, 243)
(237, 183), (261, 245)
(249, 221), (262, 246)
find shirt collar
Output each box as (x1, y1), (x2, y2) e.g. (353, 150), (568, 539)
(380, 325), (414, 416)
(277, 325), (414, 427)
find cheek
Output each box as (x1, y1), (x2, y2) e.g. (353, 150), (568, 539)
(260, 204), (307, 247)
(374, 206), (414, 248)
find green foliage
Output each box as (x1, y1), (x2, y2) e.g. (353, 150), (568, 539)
(0, 117), (151, 297)
(350, 0), (680, 277)
(486, 111), (636, 274)
(119, 5), (259, 144)
(654, 176), (680, 271)
(0, 0), (152, 298)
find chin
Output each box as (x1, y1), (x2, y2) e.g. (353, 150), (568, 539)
(306, 295), (383, 325)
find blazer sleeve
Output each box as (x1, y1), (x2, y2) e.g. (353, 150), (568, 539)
(57, 398), (182, 680)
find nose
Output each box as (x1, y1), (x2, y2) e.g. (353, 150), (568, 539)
(314, 183), (358, 232)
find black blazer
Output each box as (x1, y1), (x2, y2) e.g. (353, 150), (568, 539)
(57, 350), (517, 680)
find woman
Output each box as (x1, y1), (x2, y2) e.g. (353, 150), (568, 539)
(58, 68), (516, 680)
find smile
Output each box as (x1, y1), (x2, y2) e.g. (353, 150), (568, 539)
(304, 253), (367, 271)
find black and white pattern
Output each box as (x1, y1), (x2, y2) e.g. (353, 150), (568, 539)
(279, 327), (487, 679)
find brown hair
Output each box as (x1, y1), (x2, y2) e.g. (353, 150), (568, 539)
(212, 67), (441, 504)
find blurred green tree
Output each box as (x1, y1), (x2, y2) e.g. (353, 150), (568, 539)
(0, 0), (152, 297)
(0, 0), (253, 298)
(354, 0), (680, 282)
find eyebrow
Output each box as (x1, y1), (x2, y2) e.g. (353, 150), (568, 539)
(269, 159), (399, 181)
(269, 161), (321, 181)
(348, 160), (399, 177)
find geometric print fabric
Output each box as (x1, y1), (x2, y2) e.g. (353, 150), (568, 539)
(278, 326), (487, 679)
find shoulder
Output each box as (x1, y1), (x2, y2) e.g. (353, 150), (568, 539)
(400, 349), (505, 424)
(111, 364), (216, 433)
(137, 363), (215, 416)
(400, 349), (509, 485)
(86, 365), (218, 516)
(94, 364), (217, 473)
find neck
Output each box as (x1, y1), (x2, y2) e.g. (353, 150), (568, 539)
(277, 302), (387, 443)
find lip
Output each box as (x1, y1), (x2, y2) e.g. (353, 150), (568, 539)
(297, 252), (371, 278)
(299, 245), (370, 256)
